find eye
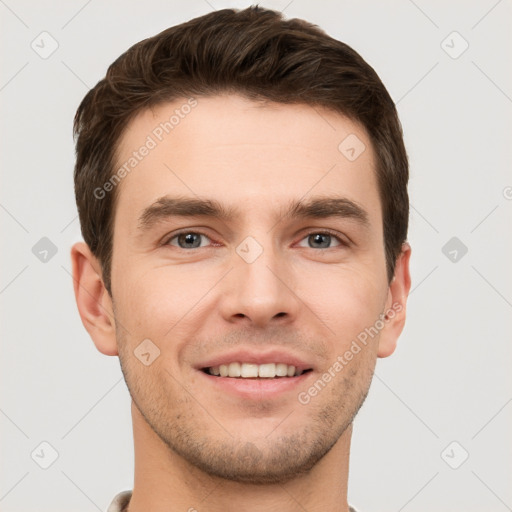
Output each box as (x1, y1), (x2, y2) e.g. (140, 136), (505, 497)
(165, 231), (213, 249)
(296, 231), (346, 249)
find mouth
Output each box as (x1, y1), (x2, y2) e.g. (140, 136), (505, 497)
(194, 349), (316, 399)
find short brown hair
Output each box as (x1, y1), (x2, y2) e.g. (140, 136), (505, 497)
(73, 5), (409, 295)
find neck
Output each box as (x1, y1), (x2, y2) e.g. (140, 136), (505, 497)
(127, 401), (353, 512)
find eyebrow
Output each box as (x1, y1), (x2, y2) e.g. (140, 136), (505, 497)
(137, 195), (371, 232)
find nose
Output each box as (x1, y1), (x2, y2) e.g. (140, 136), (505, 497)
(219, 236), (301, 328)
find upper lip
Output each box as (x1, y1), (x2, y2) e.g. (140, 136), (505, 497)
(196, 348), (314, 372)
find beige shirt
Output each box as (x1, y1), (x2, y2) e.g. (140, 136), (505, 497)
(107, 490), (360, 512)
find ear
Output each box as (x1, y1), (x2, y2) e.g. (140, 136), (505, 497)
(377, 242), (412, 358)
(70, 242), (118, 356)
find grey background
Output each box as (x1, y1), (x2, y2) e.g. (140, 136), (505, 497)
(1, 1), (511, 511)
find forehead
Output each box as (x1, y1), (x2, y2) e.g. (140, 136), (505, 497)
(113, 94), (381, 232)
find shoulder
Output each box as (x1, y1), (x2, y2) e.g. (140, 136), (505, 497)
(106, 490), (132, 512)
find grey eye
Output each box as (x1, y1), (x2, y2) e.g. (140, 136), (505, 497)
(169, 232), (209, 249)
(297, 233), (342, 249)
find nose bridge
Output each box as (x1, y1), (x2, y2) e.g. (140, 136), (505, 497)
(223, 231), (298, 325)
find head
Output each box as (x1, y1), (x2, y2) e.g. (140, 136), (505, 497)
(72, 6), (411, 484)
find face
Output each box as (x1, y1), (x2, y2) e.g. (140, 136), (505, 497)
(107, 94), (400, 484)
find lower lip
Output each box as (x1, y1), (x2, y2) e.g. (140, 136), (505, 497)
(197, 369), (313, 400)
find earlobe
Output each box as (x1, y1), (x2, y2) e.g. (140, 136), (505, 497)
(377, 242), (412, 358)
(70, 242), (118, 356)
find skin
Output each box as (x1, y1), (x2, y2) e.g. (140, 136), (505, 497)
(71, 94), (411, 512)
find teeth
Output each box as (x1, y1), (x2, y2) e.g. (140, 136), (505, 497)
(228, 362), (241, 377)
(241, 363), (259, 378)
(208, 362), (306, 378)
(276, 363), (288, 376)
(258, 363), (275, 378)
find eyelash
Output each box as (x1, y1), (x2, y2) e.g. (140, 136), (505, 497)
(161, 229), (349, 250)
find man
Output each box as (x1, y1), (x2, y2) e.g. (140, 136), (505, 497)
(71, 6), (411, 512)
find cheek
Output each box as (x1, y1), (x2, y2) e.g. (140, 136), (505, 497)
(114, 264), (218, 344)
(300, 264), (386, 332)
